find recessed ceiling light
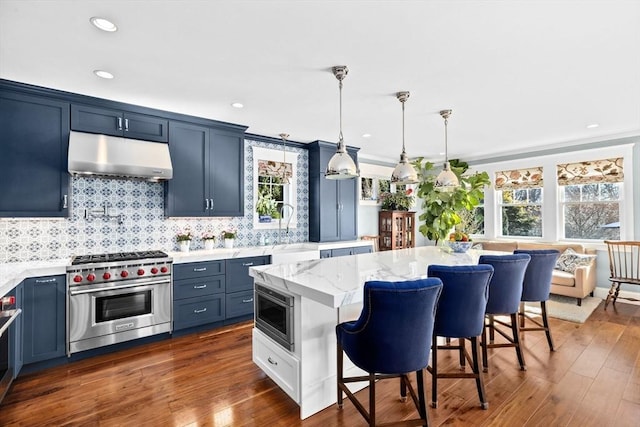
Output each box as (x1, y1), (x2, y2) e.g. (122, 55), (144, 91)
(94, 70), (114, 79)
(89, 17), (118, 32)
(586, 123), (599, 129)
(361, 133), (372, 138)
(231, 102), (244, 109)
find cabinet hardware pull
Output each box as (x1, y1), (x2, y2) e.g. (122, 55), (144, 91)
(35, 278), (56, 283)
(242, 262), (254, 266)
(124, 118), (129, 131)
(242, 298), (253, 303)
(194, 308), (207, 314)
(193, 267), (207, 272)
(209, 198), (214, 209)
(193, 285), (207, 289)
(267, 357), (278, 366)
(117, 117), (123, 131)
(205, 199), (210, 210)
(62, 195), (68, 209)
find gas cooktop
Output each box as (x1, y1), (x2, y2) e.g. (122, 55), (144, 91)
(71, 250), (169, 265)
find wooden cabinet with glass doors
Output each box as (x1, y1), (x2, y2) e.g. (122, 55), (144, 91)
(378, 211), (415, 251)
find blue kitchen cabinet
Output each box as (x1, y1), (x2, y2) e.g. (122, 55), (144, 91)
(165, 122), (244, 217)
(225, 256), (270, 320)
(22, 275), (66, 365)
(71, 104), (168, 142)
(0, 89), (70, 217)
(308, 141), (359, 242)
(173, 260), (226, 331)
(9, 283), (23, 379)
(320, 246), (373, 258)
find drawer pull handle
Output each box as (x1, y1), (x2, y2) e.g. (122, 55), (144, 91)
(242, 262), (254, 266)
(193, 267), (207, 272)
(193, 308), (207, 314)
(268, 357), (278, 366)
(242, 298), (253, 303)
(193, 285), (207, 289)
(35, 278), (57, 283)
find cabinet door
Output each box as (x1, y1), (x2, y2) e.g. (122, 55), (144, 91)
(331, 248), (353, 258)
(71, 104), (122, 137)
(9, 283), (23, 379)
(210, 128), (244, 217)
(226, 256), (271, 293)
(338, 177), (358, 241)
(22, 275), (66, 364)
(173, 294), (225, 330)
(319, 179), (340, 242)
(0, 91), (70, 217)
(165, 122), (210, 216)
(123, 112), (168, 143)
(225, 290), (255, 319)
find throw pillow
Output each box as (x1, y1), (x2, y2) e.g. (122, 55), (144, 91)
(555, 248), (596, 273)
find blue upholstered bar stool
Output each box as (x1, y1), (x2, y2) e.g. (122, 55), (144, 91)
(478, 254), (531, 372)
(426, 265), (494, 410)
(336, 278), (443, 427)
(514, 249), (560, 351)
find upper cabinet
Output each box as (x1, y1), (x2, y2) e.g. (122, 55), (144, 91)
(165, 122), (244, 217)
(71, 104), (168, 142)
(0, 90), (70, 217)
(308, 141), (359, 242)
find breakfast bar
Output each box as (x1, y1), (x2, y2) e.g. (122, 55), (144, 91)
(249, 246), (497, 419)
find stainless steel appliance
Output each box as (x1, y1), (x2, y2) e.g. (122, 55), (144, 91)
(67, 250), (172, 355)
(0, 295), (20, 402)
(254, 285), (294, 351)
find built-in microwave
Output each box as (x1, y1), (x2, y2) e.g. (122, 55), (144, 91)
(254, 285), (294, 351)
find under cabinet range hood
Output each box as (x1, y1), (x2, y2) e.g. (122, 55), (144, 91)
(68, 131), (173, 181)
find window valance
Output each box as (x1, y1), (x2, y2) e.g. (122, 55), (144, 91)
(257, 159), (292, 180)
(557, 158), (624, 185)
(495, 167), (543, 190)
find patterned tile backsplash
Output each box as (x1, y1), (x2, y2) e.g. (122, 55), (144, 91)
(0, 139), (309, 263)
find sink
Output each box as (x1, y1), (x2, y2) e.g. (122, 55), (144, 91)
(270, 244), (320, 265)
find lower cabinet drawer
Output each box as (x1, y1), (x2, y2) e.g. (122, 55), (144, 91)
(173, 294), (225, 330)
(226, 290), (254, 319)
(174, 275), (225, 300)
(253, 328), (300, 403)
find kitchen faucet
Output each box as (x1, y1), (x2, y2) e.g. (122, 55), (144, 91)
(276, 202), (295, 245)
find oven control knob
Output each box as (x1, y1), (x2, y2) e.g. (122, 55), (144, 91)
(137, 268), (145, 276)
(160, 266), (168, 273)
(73, 275), (83, 283)
(151, 267), (159, 274)
(120, 270), (129, 278)
(103, 272), (111, 280)
(87, 273), (96, 282)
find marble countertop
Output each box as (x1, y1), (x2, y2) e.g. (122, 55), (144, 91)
(249, 246), (503, 308)
(0, 240), (373, 297)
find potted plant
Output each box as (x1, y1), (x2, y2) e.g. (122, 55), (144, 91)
(221, 229), (237, 249)
(176, 228), (193, 252)
(411, 158), (490, 244)
(256, 192), (278, 223)
(201, 231), (216, 250)
(380, 188), (415, 211)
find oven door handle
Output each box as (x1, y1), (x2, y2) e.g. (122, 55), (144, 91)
(0, 308), (21, 338)
(69, 280), (169, 296)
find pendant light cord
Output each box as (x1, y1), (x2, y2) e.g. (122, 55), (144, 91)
(338, 79), (344, 144)
(401, 100), (406, 154)
(444, 115), (448, 162)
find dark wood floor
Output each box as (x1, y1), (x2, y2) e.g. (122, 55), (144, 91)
(2, 301), (639, 427)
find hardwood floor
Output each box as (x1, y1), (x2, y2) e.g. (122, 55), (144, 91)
(2, 301), (639, 426)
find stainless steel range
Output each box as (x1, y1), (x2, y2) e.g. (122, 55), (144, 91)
(66, 250), (172, 355)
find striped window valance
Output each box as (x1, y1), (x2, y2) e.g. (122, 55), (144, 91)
(258, 159), (292, 180)
(495, 167), (543, 190)
(557, 157), (624, 186)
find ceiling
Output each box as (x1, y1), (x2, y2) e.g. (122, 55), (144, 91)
(1, 0), (639, 164)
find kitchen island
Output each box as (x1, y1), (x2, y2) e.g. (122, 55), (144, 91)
(249, 245), (498, 419)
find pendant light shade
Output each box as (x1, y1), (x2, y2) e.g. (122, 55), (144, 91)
(434, 109), (460, 192)
(391, 91), (419, 185)
(325, 65), (359, 180)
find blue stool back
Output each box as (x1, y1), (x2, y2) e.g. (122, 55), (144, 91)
(514, 249), (560, 302)
(427, 265), (494, 338)
(336, 278), (443, 374)
(479, 254), (531, 314)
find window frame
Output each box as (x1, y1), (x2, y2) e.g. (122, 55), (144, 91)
(497, 187), (544, 239)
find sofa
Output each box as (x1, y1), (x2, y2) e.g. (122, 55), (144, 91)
(476, 240), (597, 306)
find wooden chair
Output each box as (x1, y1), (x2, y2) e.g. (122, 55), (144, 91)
(604, 241), (640, 310)
(361, 235), (379, 252)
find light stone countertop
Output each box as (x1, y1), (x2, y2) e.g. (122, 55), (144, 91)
(249, 246), (504, 308)
(0, 258), (69, 298)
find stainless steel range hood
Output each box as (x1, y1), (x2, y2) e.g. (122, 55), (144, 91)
(68, 131), (173, 181)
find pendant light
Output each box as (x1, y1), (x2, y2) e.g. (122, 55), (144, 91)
(279, 133), (290, 185)
(391, 91), (419, 185)
(434, 109), (460, 192)
(325, 65), (359, 179)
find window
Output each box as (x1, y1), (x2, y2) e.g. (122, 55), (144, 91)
(460, 192), (485, 236)
(558, 158), (624, 240)
(252, 146), (298, 230)
(495, 167), (543, 237)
